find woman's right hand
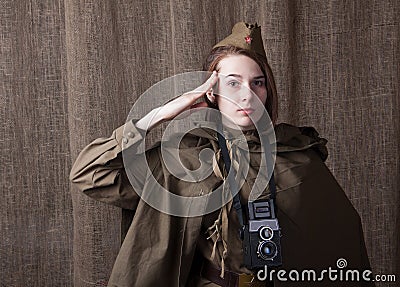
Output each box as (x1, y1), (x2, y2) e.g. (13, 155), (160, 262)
(135, 71), (218, 131)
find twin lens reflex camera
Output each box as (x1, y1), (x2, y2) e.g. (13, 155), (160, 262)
(242, 198), (282, 269)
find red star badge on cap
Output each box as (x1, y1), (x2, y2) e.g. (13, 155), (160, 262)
(245, 35), (252, 44)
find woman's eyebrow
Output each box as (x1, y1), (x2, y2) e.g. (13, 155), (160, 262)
(253, 75), (266, 79)
(225, 74), (242, 78)
(225, 74), (265, 79)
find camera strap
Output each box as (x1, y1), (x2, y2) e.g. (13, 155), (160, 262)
(217, 128), (277, 227)
(217, 129), (245, 227)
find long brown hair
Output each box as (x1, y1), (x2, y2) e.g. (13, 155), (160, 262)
(202, 46), (278, 124)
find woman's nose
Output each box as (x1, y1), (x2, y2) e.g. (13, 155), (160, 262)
(239, 83), (254, 101)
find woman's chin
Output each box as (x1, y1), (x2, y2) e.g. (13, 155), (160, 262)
(237, 115), (262, 129)
(222, 118), (255, 130)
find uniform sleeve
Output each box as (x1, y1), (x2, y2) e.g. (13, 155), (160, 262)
(69, 120), (148, 210)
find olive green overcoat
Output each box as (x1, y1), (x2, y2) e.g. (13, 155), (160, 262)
(70, 120), (374, 287)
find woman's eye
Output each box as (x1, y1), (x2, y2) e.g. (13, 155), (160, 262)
(253, 80), (265, 87)
(227, 80), (240, 87)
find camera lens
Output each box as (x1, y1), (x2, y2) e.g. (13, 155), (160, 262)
(258, 241), (277, 260)
(259, 226), (274, 240)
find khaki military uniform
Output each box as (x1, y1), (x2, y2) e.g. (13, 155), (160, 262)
(70, 120), (374, 287)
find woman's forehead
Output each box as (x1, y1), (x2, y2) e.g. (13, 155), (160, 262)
(217, 55), (263, 77)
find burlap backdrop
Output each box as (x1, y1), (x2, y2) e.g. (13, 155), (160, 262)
(1, 0), (398, 286)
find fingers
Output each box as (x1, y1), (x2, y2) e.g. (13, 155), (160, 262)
(190, 71), (219, 107)
(181, 72), (218, 103)
(205, 71), (219, 91)
(191, 102), (208, 109)
(194, 71), (219, 94)
(161, 71), (218, 120)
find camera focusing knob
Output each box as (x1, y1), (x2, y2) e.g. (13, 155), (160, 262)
(259, 226), (274, 241)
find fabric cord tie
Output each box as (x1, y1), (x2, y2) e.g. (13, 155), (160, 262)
(205, 186), (233, 278)
(207, 135), (248, 278)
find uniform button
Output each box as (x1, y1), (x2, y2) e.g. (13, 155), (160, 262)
(127, 132), (134, 138)
(122, 137), (128, 144)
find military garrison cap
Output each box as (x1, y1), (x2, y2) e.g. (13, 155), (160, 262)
(213, 22), (267, 58)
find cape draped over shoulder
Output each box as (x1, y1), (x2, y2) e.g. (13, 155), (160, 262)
(70, 121), (374, 287)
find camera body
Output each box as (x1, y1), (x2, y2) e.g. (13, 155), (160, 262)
(242, 199), (282, 269)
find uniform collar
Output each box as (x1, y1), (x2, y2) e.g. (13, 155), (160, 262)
(188, 121), (328, 161)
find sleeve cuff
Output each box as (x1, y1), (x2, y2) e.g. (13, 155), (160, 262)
(115, 119), (146, 151)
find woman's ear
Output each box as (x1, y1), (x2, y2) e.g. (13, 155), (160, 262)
(206, 89), (216, 104)
(204, 89), (218, 109)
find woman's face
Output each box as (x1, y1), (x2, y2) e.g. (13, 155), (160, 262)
(215, 55), (267, 130)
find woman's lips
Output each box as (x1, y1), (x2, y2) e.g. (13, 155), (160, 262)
(237, 108), (255, 115)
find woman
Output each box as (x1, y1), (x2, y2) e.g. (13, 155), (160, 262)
(70, 22), (373, 287)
